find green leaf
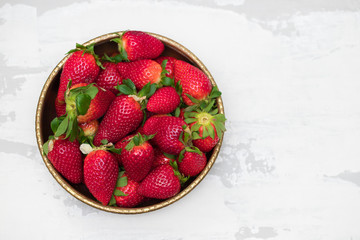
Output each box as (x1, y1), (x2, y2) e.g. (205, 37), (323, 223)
(207, 125), (215, 139)
(116, 175), (128, 188)
(120, 48), (128, 62)
(178, 149), (185, 163)
(125, 140), (135, 151)
(174, 107), (180, 117)
(55, 115), (69, 137)
(185, 147), (202, 155)
(138, 82), (151, 97)
(117, 85), (134, 95)
(85, 85), (99, 99)
(209, 86), (222, 98)
(101, 139), (108, 145)
(192, 132), (202, 140)
(190, 123), (201, 132)
(203, 99), (215, 112)
(43, 140), (50, 155)
(118, 171), (125, 178)
(202, 125), (209, 138)
(50, 117), (62, 133)
(114, 189), (127, 197)
(76, 93), (92, 115)
(109, 147), (122, 154)
(213, 122), (223, 140)
(185, 93), (200, 104)
(213, 114), (226, 122)
(184, 118), (197, 124)
(184, 111), (197, 118)
(162, 77), (174, 86)
(209, 108), (219, 115)
(163, 153), (176, 160)
(123, 79), (136, 93)
(161, 59), (168, 69)
(147, 84), (157, 98)
(65, 118), (73, 138)
(108, 195), (116, 206)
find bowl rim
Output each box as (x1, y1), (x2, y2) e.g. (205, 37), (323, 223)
(35, 31), (225, 214)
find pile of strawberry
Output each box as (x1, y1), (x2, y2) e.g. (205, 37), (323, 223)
(43, 31), (226, 208)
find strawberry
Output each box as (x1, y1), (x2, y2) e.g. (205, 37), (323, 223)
(117, 59), (162, 90)
(69, 83), (115, 124)
(43, 136), (83, 184)
(147, 87), (180, 114)
(119, 133), (155, 182)
(79, 119), (99, 137)
(93, 95), (143, 146)
(93, 79), (156, 146)
(111, 172), (144, 208)
(177, 151), (207, 177)
(113, 134), (136, 166)
(152, 148), (175, 169)
(51, 83), (115, 142)
(155, 56), (177, 79)
(142, 114), (167, 135)
(137, 164), (181, 199)
(112, 31), (164, 61)
(143, 115), (188, 155)
(55, 97), (66, 117)
(57, 43), (102, 104)
(174, 60), (212, 106)
(95, 62), (123, 94)
(184, 100), (226, 153)
(83, 149), (118, 205)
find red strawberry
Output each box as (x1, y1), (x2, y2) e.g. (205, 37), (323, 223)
(93, 95), (143, 146)
(143, 116), (188, 155)
(117, 59), (161, 90)
(142, 114), (167, 135)
(79, 119), (99, 137)
(57, 44), (102, 104)
(113, 134), (136, 166)
(174, 60), (212, 106)
(137, 164), (181, 199)
(147, 87), (180, 114)
(113, 31), (164, 61)
(177, 151), (207, 177)
(95, 62), (123, 94)
(52, 83), (115, 142)
(45, 137), (83, 184)
(191, 122), (219, 153)
(119, 133), (155, 182)
(93, 79), (156, 146)
(185, 102), (226, 153)
(155, 56), (177, 79)
(55, 97), (66, 117)
(68, 83), (115, 124)
(152, 148), (174, 169)
(83, 149), (118, 205)
(113, 172), (144, 208)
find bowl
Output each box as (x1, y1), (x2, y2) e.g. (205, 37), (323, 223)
(35, 31), (225, 214)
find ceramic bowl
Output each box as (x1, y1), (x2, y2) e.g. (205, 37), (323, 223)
(35, 31), (225, 214)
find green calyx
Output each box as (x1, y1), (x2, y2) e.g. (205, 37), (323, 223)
(184, 100), (226, 140)
(51, 82), (99, 142)
(115, 79), (156, 109)
(169, 159), (189, 185)
(124, 133), (155, 151)
(109, 171), (128, 206)
(67, 43), (105, 69)
(110, 32), (129, 62)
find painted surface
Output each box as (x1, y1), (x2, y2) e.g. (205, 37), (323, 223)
(1, 0), (360, 239)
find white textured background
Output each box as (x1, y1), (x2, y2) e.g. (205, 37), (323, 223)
(1, 0), (360, 239)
